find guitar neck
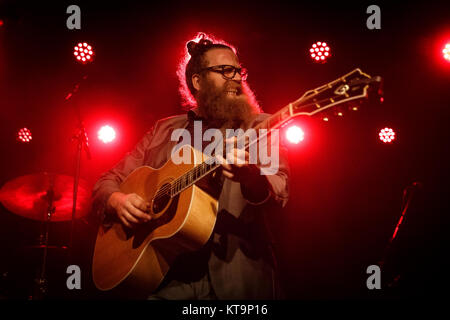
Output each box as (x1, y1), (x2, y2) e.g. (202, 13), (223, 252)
(169, 104), (295, 197)
(169, 68), (380, 197)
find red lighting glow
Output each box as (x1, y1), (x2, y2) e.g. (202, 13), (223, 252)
(310, 41), (331, 63)
(74, 42), (94, 64)
(17, 128), (32, 143)
(286, 125), (304, 144)
(443, 43), (450, 62)
(379, 127), (396, 143)
(98, 125), (116, 144)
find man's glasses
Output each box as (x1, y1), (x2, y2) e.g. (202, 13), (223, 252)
(199, 65), (248, 81)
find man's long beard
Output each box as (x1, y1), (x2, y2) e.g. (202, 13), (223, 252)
(196, 79), (259, 129)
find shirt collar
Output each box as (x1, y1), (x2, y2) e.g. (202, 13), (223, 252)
(187, 109), (205, 121)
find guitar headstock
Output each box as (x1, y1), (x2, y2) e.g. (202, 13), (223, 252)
(290, 68), (382, 118)
(257, 69), (383, 132)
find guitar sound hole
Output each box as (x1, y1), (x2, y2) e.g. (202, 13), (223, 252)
(152, 183), (171, 214)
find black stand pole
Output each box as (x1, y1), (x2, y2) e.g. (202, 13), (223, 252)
(31, 184), (55, 300)
(65, 76), (91, 259)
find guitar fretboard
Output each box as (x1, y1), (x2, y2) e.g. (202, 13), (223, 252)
(170, 160), (220, 197)
(167, 108), (288, 198)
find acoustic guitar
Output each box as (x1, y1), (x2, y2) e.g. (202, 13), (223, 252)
(92, 68), (382, 293)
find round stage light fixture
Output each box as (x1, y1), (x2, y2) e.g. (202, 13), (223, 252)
(98, 125), (116, 144)
(379, 127), (396, 143)
(74, 42), (94, 64)
(310, 41), (330, 63)
(17, 128), (32, 143)
(286, 125), (304, 144)
(443, 43), (450, 62)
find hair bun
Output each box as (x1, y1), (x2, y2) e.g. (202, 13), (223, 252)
(187, 37), (213, 56)
(187, 41), (197, 55)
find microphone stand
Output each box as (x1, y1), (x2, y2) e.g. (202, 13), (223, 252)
(65, 76), (91, 259)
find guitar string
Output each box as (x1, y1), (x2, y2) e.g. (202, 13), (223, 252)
(152, 161), (216, 200)
(151, 76), (370, 204)
(154, 160), (221, 200)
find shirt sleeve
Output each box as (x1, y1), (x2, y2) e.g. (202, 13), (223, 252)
(91, 126), (157, 226)
(264, 146), (290, 207)
(241, 143), (290, 208)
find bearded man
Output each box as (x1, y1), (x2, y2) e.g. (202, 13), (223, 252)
(92, 34), (290, 300)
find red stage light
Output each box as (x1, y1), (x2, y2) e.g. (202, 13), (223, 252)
(98, 125), (116, 144)
(379, 127), (396, 143)
(17, 128), (32, 143)
(443, 43), (450, 62)
(73, 42), (95, 64)
(310, 41), (331, 63)
(286, 125), (304, 144)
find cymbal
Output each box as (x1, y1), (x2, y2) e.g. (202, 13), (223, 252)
(0, 173), (91, 222)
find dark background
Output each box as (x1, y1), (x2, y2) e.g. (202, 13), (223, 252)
(0, 0), (449, 299)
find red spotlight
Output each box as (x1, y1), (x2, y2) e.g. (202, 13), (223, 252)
(286, 125), (304, 144)
(310, 41), (331, 63)
(443, 43), (450, 62)
(98, 125), (116, 144)
(17, 128), (32, 143)
(74, 42), (95, 64)
(379, 127), (396, 143)
(0, 19), (4, 27)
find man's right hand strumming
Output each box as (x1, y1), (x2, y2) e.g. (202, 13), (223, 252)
(107, 192), (152, 228)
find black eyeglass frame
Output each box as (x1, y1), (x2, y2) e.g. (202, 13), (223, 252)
(198, 64), (248, 81)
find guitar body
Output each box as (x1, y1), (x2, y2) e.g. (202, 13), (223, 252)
(92, 146), (218, 293)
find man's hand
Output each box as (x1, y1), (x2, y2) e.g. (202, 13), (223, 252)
(219, 147), (257, 182)
(107, 192), (151, 228)
(218, 138), (270, 203)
